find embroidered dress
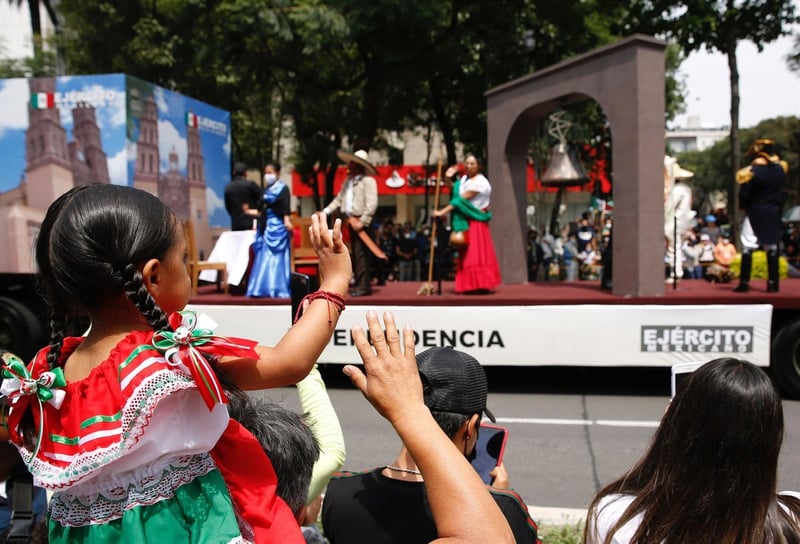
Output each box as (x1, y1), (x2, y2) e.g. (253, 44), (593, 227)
(3, 314), (303, 543)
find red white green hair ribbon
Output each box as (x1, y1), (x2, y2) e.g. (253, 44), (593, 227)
(152, 311), (258, 410)
(1, 351), (67, 458)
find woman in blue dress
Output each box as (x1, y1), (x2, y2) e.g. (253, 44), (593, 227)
(247, 163), (293, 298)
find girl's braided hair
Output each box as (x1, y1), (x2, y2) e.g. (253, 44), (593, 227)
(17, 185), (243, 445)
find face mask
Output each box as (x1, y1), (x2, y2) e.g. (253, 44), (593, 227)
(264, 173), (277, 186)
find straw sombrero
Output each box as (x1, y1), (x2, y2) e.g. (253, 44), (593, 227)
(337, 149), (377, 176)
(664, 155), (694, 180)
(672, 162), (694, 180)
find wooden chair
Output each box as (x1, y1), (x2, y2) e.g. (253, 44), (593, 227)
(291, 216), (320, 275)
(183, 219), (228, 295)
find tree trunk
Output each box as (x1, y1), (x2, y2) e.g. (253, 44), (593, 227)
(430, 83), (457, 166)
(726, 36), (741, 241)
(355, 57), (383, 150)
(41, 0), (64, 74)
(324, 134), (342, 209)
(28, 0), (43, 57)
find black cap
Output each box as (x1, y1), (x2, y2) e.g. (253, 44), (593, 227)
(416, 346), (495, 422)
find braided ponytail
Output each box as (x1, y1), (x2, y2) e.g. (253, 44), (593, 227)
(45, 314), (67, 370)
(29, 184), (247, 419)
(120, 264), (246, 403)
(122, 264), (169, 331)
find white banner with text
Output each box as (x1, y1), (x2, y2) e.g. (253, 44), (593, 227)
(188, 303), (773, 367)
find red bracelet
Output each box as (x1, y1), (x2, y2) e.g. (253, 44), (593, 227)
(294, 290), (346, 325)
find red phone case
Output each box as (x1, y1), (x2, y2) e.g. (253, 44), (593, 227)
(480, 422), (508, 466)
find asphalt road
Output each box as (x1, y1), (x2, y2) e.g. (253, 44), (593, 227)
(261, 365), (800, 516)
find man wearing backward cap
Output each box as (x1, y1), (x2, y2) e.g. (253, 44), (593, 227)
(322, 346), (538, 544)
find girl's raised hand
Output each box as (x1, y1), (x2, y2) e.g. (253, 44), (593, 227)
(310, 212), (351, 295)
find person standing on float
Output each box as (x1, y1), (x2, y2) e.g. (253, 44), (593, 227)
(734, 139), (787, 293)
(433, 153), (501, 294)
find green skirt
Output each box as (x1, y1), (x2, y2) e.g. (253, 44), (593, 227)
(48, 469), (244, 543)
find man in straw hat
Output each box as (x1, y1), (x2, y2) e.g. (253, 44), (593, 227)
(664, 155), (696, 282)
(322, 149), (379, 296)
(733, 138), (788, 293)
(321, 346), (538, 543)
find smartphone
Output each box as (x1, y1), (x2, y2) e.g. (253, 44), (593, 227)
(290, 272), (311, 324)
(670, 361), (705, 398)
(470, 423), (508, 485)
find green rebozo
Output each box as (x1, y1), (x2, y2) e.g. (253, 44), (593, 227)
(449, 179), (492, 233)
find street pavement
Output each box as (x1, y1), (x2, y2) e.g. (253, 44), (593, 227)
(260, 365), (800, 526)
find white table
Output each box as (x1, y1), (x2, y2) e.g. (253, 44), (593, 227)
(199, 230), (256, 286)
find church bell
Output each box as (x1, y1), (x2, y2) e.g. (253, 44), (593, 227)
(541, 142), (589, 187)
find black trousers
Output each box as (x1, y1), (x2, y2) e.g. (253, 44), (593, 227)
(349, 224), (373, 293)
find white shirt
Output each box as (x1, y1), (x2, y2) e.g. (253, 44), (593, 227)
(343, 176), (358, 216)
(586, 492), (800, 544)
(586, 494), (640, 544)
(460, 173), (491, 210)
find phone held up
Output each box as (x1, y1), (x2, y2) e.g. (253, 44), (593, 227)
(290, 272), (312, 325)
(470, 423), (509, 485)
(670, 361), (705, 399)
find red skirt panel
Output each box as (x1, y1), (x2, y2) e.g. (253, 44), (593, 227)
(455, 219), (501, 293)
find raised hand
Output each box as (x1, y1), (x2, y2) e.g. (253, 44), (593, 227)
(343, 311), (423, 426)
(311, 212), (351, 296)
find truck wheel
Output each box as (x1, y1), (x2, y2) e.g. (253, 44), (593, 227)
(771, 320), (800, 399)
(0, 296), (46, 362)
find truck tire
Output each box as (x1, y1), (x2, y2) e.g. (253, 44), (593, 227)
(770, 319), (800, 399)
(0, 296), (46, 362)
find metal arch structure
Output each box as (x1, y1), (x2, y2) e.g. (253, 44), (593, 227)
(485, 34), (667, 297)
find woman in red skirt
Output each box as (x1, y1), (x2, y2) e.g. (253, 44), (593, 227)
(434, 154), (501, 294)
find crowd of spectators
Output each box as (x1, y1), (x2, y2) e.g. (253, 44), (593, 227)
(367, 218), (460, 284)
(526, 210), (612, 284)
(348, 205), (800, 288)
(665, 212), (800, 282)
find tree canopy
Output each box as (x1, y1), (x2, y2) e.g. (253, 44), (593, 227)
(6, 0), (703, 203)
(611, 0), (798, 231)
(677, 115), (800, 215)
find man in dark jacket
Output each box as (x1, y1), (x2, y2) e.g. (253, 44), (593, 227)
(734, 139), (787, 293)
(224, 161), (261, 231)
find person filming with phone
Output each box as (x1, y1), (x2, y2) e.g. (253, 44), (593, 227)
(322, 345), (538, 543)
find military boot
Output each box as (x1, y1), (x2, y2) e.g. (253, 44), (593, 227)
(734, 251), (752, 293)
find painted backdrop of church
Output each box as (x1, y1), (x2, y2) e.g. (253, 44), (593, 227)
(0, 74), (231, 273)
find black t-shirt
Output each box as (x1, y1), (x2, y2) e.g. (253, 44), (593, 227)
(322, 468), (539, 544)
(395, 236), (418, 261)
(224, 176), (261, 231)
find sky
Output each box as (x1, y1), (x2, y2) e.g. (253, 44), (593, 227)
(672, 32), (800, 129)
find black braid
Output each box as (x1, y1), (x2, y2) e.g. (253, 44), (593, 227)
(122, 264), (169, 331)
(16, 311), (68, 448)
(119, 265), (246, 402)
(46, 314), (67, 370)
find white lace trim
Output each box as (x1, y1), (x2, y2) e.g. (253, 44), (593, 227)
(25, 369), (194, 488)
(49, 453), (217, 526)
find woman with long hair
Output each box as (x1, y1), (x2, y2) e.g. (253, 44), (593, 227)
(585, 357), (800, 544)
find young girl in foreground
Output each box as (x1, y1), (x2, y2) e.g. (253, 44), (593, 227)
(585, 358), (800, 544)
(1, 184), (351, 543)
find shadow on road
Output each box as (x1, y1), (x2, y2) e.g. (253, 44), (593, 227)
(319, 364), (672, 397)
